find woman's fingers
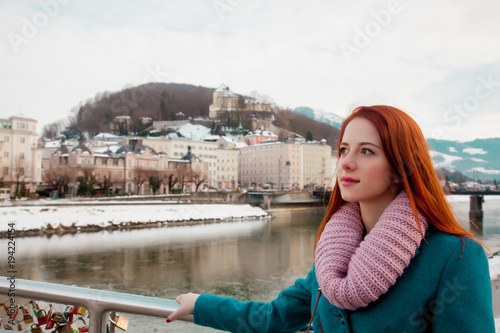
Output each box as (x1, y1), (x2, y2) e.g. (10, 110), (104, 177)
(166, 293), (200, 323)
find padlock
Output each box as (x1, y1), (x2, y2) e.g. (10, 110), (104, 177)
(17, 322), (23, 331)
(29, 301), (40, 314)
(21, 306), (34, 324)
(109, 313), (129, 331)
(41, 307), (52, 327)
(30, 324), (42, 333)
(46, 311), (62, 329)
(63, 309), (73, 324)
(77, 307), (86, 316)
(60, 322), (78, 333)
(35, 309), (47, 325)
(78, 326), (89, 332)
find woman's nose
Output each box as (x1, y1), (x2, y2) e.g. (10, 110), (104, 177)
(340, 153), (355, 171)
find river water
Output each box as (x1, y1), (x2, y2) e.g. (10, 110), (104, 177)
(1, 196), (500, 332)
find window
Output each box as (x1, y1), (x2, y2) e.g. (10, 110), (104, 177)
(4, 136), (8, 142)
(3, 167), (8, 176)
(3, 152), (8, 159)
(19, 167), (24, 176)
(20, 153), (24, 160)
(20, 137), (25, 144)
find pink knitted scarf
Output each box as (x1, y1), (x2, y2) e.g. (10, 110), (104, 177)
(315, 191), (428, 310)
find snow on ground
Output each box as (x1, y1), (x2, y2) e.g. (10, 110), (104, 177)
(0, 203), (269, 232)
(171, 123), (211, 141)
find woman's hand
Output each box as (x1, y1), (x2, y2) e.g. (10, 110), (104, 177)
(166, 293), (200, 323)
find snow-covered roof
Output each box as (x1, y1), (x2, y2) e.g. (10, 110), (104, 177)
(234, 141), (248, 149)
(216, 83), (229, 92)
(221, 91), (238, 98)
(94, 133), (122, 139)
(44, 141), (61, 148)
(204, 135), (220, 142)
(220, 136), (235, 144)
(245, 130), (277, 138)
(210, 107), (237, 112)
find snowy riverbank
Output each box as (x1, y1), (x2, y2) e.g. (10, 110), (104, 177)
(0, 203), (269, 236)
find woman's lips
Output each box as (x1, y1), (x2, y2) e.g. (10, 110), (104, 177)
(341, 177), (360, 186)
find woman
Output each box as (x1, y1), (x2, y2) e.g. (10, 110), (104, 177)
(167, 105), (494, 332)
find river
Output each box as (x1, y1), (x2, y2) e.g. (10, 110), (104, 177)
(1, 196), (500, 332)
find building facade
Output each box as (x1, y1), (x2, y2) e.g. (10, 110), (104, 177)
(129, 137), (218, 188)
(0, 116), (41, 196)
(48, 138), (208, 196)
(216, 137), (239, 190)
(239, 141), (334, 189)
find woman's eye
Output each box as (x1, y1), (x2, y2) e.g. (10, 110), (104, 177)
(339, 148), (348, 155)
(361, 148), (373, 155)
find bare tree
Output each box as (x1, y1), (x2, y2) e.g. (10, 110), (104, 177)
(147, 170), (162, 195)
(192, 173), (206, 192)
(44, 165), (73, 197)
(133, 167), (149, 194)
(162, 171), (179, 194)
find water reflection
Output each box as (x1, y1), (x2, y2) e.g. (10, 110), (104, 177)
(0, 215), (321, 299)
(2, 199), (500, 332)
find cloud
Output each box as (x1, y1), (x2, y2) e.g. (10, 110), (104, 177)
(1, 0), (499, 141)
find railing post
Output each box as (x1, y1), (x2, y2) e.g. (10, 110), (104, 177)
(469, 195), (484, 235)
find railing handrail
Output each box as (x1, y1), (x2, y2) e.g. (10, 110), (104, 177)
(0, 277), (193, 332)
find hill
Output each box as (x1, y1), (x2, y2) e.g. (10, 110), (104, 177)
(42, 83), (342, 148)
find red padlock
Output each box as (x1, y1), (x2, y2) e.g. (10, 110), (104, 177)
(36, 308), (48, 325)
(21, 305), (33, 324)
(45, 310), (57, 330)
(78, 326), (89, 332)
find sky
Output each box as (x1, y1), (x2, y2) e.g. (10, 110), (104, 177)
(1, 0), (500, 142)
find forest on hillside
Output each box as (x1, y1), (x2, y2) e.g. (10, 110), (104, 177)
(42, 82), (341, 148)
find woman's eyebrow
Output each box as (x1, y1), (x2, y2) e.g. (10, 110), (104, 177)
(359, 142), (381, 149)
(340, 141), (381, 149)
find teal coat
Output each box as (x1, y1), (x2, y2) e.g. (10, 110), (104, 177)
(193, 228), (494, 332)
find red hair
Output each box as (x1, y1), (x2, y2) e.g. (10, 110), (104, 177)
(315, 105), (477, 248)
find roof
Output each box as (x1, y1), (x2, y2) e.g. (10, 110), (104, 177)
(181, 146), (200, 162)
(216, 83), (229, 92)
(221, 91), (238, 98)
(94, 133), (122, 139)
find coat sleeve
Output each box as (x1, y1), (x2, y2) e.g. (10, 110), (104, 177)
(193, 268), (314, 333)
(433, 238), (495, 332)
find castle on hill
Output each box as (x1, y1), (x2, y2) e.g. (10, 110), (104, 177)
(208, 84), (272, 119)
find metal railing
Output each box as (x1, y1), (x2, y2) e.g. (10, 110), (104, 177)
(0, 277), (193, 332)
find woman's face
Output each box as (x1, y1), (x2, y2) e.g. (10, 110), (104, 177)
(337, 117), (397, 206)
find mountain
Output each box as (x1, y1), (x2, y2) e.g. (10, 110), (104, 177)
(293, 106), (344, 128)
(290, 107), (499, 182)
(428, 138), (500, 181)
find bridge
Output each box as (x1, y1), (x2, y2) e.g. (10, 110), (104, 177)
(313, 189), (500, 235)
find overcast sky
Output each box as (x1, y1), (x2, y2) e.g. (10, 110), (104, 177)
(2, 0), (499, 141)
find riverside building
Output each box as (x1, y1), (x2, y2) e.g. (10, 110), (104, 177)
(239, 141), (334, 189)
(0, 116), (42, 197)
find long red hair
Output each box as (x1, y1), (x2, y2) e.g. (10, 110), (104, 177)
(315, 105), (477, 248)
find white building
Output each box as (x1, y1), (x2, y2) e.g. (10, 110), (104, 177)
(0, 116), (42, 196)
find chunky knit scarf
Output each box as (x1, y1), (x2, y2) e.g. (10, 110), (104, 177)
(315, 191), (428, 310)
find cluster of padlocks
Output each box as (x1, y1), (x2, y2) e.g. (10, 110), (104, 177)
(0, 299), (128, 332)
